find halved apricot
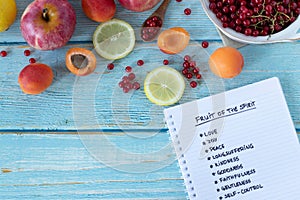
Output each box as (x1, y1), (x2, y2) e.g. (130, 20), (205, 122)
(157, 27), (190, 54)
(18, 63), (53, 95)
(65, 47), (97, 76)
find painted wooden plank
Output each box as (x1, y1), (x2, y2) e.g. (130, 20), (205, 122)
(1, 133), (299, 199)
(0, 0), (219, 44)
(0, 133), (186, 199)
(0, 41), (300, 131)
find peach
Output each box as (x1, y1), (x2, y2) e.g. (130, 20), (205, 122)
(81, 0), (116, 22)
(157, 27), (190, 54)
(18, 63), (53, 95)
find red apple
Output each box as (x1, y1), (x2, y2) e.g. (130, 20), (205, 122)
(118, 0), (161, 12)
(20, 0), (76, 50)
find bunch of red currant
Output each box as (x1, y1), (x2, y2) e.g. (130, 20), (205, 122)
(209, 0), (300, 36)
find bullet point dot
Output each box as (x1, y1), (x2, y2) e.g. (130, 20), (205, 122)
(205, 150), (209, 153)
(200, 134), (203, 137)
(215, 181), (218, 184)
(203, 142), (206, 145)
(212, 172), (216, 176)
(210, 165), (213, 168)
(217, 188), (220, 192)
(207, 157), (211, 161)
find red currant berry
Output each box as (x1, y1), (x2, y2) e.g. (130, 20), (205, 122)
(119, 81), (125, 88)
(183, 61), (190, 68)
(176, 0), (182, 2)
(196, 74), (202, 79)
(133, 82), (140, 90)
(137, 59), (144, 66)
(24, 49), (31, 56)
(128, 73), (136, 80)
(184, 55), (191, 62)
(122, 76), (130, 84)
(29, 58), (36, 63)
(201, 41), (209, 48)
(125, 66), (132, 72)
(186, 73), (193, 79)
(193, 67), (200, 74)
(0, 50), (7, 57)
(107, 63), (114, 70)
(182, 69), (189, 75)
(184, 8), (192, 15)
(163, 59), (169, 65)
(190, 81), (197, 88)
(189, 61), (196, 68)
(123, 87), (130, 93)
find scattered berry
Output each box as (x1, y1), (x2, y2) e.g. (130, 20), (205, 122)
(0, 50), (7, 57)
(141, 16), (163, 41)
(128, 72), (135, 80)
(120, 72), (140, 93)
(180, 55), (202, 88)
(163, 59), (169, 65)
(133, 82), (140, 90)
(176, 0), (182, 2)
(29, 58), (36, 63)
(125, 66), (132, 72)
(123, 87), (130, 93)
(190, 81), (197, 88)
(137, 59), (144, 66)
(107, 63), (114, 70)
(196, 74), (202, 79)
(184, 8), (192, 15)
(119, 81), (125, 88)
(184, 55), (191, 62)
(201, 41), (209, 48)
(24, 49), (31, 56)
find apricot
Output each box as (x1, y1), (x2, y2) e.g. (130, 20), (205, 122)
(157, 27), (190, 54)
(65, 47), (96, 76)
(209, 46), (244, 79)
(81, 0), (116, 22)
(18, 63), (53, 95)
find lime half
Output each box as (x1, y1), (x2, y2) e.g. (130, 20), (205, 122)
(144, 66), (185, 106)
(93, 19), (135, 60)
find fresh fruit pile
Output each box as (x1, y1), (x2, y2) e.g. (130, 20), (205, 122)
(1, 0), (246, 103)
(208, 0), (300, 36)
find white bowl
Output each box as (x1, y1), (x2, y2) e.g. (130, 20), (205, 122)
(200, 0), (300, 44)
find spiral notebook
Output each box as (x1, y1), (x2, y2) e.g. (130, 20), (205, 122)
(164, 77), (300, 200)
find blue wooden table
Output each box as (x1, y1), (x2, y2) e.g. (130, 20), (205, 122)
(1, 0), (300, 199)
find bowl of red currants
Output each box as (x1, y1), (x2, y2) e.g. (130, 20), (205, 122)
(201, 0), (300, 44)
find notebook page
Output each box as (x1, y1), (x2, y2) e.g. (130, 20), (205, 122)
(164, 77), (300, 200)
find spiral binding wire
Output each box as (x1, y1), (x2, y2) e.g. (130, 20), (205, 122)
(167, 114), (197, 199)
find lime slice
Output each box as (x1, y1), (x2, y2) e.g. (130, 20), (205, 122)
(93, 19), (135, 60)
(144, 66), (185, 106)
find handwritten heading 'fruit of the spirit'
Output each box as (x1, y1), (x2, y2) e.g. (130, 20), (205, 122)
(195, 100), (256, 126)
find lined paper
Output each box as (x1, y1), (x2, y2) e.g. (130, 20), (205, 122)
(164, 77), (300, 200)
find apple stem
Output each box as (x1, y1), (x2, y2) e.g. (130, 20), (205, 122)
(42, 8), (50, 22)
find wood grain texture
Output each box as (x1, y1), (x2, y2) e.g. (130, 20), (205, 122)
(0, 0), (299, 131)
(1, 1), (300, 199)
(1, 133), (299, 199)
